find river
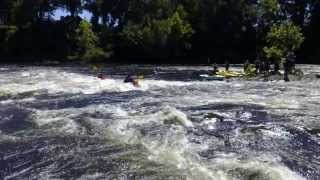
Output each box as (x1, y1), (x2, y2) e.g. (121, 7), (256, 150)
(0, 64), (319, 180)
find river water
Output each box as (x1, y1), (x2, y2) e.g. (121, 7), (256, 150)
(0, 65), (319, 180)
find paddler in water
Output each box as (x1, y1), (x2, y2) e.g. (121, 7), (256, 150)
(97, 73), (107, 80)
(124, 74), (140, 87)
(92, 64), (107, 80)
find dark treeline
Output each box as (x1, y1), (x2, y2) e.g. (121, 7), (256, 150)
(0, 0), (319, 64)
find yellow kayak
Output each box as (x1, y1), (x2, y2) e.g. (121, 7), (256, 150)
(137, 75), (144, 79)
(216, 71), (244, 78)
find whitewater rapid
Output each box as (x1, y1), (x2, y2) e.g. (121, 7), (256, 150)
(0, 65), (319, 180)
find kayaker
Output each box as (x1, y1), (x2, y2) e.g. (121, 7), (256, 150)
(124, 74), (134, 83)
(259, 61), (265, 74)
(124, 74), (140, 87)
(287, 52), (296, 74)
(283, 60), (290, 82)
(225, 61), (230, 71)
(213, 63), (219, 75)
(97, 73), (106, 80)
(265, 60), (270, 75)
(244, 60), (250, 72)
(254, 59), (261, 74)
(273, 58), (280, 74)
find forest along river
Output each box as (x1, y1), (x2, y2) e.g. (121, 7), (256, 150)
(0, 65), (319, 180)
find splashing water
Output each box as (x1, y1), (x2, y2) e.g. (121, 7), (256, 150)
(0, 65), (319, 180)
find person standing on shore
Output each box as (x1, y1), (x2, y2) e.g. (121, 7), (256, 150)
(225, 60), (230, 71)
(255, 59), (260, 74)
(244, 60), (250, 72)
(283, 60), (290, 81)
(213, 63), (219, 75)
(265, 60), (270, 76)
(287, 52), (296, 74)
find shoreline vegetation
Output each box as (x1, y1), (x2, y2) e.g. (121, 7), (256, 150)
(1, 0), (320, 66)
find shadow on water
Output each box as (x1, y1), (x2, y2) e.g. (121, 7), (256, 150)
(0, 136), (132, 179)
(0, 134), (184, 179)
(1, 90), (148, 111)
(0, 105), (34, 134)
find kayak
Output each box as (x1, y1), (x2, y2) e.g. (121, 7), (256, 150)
(216, 71), (244, 78)
(200, 74), (224, 81)
(137, 75), (144, 79)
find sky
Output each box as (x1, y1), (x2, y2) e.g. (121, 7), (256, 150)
(52, 8), (92, 21)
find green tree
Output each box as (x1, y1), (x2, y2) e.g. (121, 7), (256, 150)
(263, 22), (304, 63)
(120, 1), (193, 59)
(71, 20), (109, 61)
(254, 0), (280, 58)
(0, 26), (17, 56)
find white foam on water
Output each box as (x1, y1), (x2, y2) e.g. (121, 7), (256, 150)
(260, 127), (291, 139)
(0, 67), (9, 71)
(201, 118), (218, 130)
(32, 110), (80, 134)
(78, 173), (105, 180)
(143, 129), (220, 180)
(21, 72), (31, 77)
(1, 66), (317, 179)
(0, 97), (36, 105)
(240, 112), (252, 119)
(4, 167), (33, 180)
(31, 104), (115, 134)
(102, 106), (222, 179)
(0, 69), (201, 96)
(208, 154), (305, 180)
(159, 106), (194, 128)
(101, 104), (307, 180)
(0, 131), (19, 142)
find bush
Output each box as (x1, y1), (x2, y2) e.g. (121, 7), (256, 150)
(0, 25), (17, 56)
(121, 9), (193, 58)
(70, 20), (110, 61)
(263, 22), (304, 63)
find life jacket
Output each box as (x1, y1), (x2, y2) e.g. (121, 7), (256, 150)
(124, 75), (134, 83)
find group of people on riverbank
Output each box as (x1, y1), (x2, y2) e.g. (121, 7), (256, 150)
(251, 52), (297, 81)
(211, 52), (298, 81)
(93, 52), (299, 84)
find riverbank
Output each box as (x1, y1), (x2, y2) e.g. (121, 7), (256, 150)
(1, 61), (320, 82)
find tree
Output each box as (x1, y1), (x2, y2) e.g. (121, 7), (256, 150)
(263, 22), (304, 64)
(71, 20), (109, 61)
(253, 0), (280, 59)
(0, 25), (17, 56)
(120, 3), (193, 59)
(0, 0), (314, 64)
(301, 0), (320, 63)
(67, 0), (82, 17)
